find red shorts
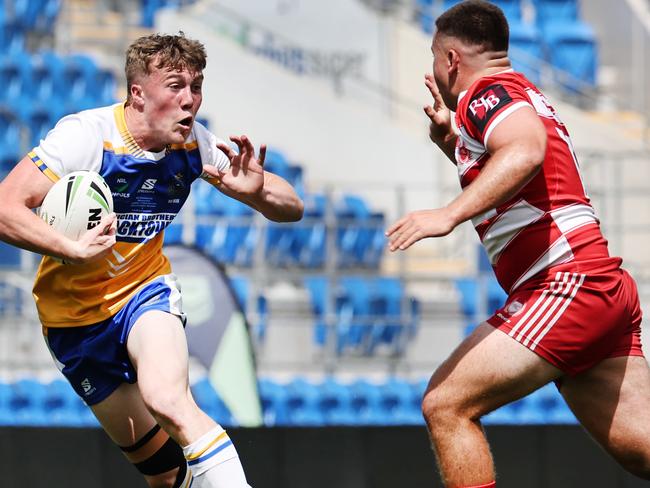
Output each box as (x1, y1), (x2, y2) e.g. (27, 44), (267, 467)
(487, 268), (644, 375)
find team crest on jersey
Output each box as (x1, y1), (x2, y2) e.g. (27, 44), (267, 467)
(506, 300), (525, 316)
(168, 172), (186, 197)
(467, 84), (512, 133)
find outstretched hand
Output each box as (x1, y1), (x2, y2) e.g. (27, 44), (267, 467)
(386, 208), (456, 251)
(424, 73), (453, 145)
(203, 135), (266, 196)
(66, 213), (117, 264)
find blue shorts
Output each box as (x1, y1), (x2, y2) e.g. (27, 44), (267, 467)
(44, 274), (186, 406)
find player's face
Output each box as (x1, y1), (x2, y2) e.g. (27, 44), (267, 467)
(431, 33), (457, 110)
(140, 62), (204, 147)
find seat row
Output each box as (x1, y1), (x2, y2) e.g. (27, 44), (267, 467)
(0, 377), (577, 427)
(0, 50), (116, 163)
(258, 377), (577, 426)
(0, 0), (60, 54)
(227, 274), (418, 354)
(168, 185), (387, 270)
(303, 276), (420, 355)
(416, 0), (597, 89)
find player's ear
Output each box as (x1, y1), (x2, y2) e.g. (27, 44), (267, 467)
(448, 48), (460, 73)
(130, 83), (145, 109)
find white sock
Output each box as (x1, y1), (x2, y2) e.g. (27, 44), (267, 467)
(182, 426), (251, 488)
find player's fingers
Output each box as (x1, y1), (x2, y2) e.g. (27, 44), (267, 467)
(424, 105), (436, 120)
(216, 142), (236, 160)
(240, 135), (255, 156)
(259, 144), (267, 167)
(386, 216), (408, 236)
(398, 231), (423, 250)
(425, 74), (446, 107)
(389, 229), (409, 251)
(230, 136), (245, 155)
(89, 213), (115, 237)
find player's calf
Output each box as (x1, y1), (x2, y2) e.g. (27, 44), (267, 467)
(120, 424), (191, 488)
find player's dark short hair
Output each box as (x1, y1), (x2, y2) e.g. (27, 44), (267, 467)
(125, 32), (207, 103)
(435, 0), (509, 52)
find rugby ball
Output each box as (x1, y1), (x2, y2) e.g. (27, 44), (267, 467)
(39, 170), (113, 240)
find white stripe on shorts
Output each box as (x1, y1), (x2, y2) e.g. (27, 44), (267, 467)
(509, 271), (565, 339)
(507, 272), (585, 351)
(530, 273), (585, 351)
(520, 273), (580, 347)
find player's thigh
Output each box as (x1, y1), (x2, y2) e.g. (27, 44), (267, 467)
(126, 310), (190, 395)
(560, 355), (650, 457)
(425, 322), (562, 417)
(90, 381), (158, 446)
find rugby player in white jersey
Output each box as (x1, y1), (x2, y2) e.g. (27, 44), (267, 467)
(0, 33), (303, 488)
(387, 1), (650, 487)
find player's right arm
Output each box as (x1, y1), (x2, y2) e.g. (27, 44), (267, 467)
(424, 73), (457, 163)
(0, 159), (116, 264)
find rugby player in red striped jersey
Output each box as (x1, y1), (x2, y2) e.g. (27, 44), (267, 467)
(387, 1), (650, 486)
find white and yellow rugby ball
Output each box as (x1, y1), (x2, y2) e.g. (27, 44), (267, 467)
(39, 170), (113, 240)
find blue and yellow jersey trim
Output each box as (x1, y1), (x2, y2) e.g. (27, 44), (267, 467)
(29, 150), (60, 182)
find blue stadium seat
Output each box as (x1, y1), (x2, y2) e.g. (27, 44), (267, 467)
(0, 19), (26, 55)
(0, 382), (13, 425)
(285, 378), (324, 426)
(14, 0), (61, 33)
(290, 193), (327, 268)
(533, 0), (579, 27)
(304, 275), (353, 351)
(455, 276), (507, 321)
(509, 22), (544, 84)
(0, 108), (22, 157)
(349, 379), (384, 425)
(61, 54), (100, 112)
(10, 379), (49, 426)
(96, 68), (117, 106)
(0, 51), (31, 104)
(17, 99), (65, 148)
(442, 0), (521, 22)
(29, 51), (65, 103)
(43, 378), (88, 427)
(229, 276), (268, 343)
(258, 378), (289, 426)
(542, 20), (597, 89)
(378, 378), (414, 425)
(318, 378), (356, 425)
(336, 195), (385, 268)
(194, 183), (257, 266)
(366, 277), (420, 355)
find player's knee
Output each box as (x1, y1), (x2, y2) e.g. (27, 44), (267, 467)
(120, 425), (189, 488)
(142, 391), (190, 431)
(421, 387), (458, 428)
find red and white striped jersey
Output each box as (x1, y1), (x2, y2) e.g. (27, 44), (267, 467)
(454, 71), (619, 293)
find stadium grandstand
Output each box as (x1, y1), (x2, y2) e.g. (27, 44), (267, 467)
(0, 0), (649, 486)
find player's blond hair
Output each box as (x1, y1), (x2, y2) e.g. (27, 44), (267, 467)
(125, 32), (207, 103)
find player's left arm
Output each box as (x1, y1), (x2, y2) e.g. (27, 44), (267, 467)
(387, 106), (546, 251)
(201, 135), (304, 222)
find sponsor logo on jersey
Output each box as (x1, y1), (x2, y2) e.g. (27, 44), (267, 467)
(140, 178), (157, 192)
(116, 212), (176, 241)
(467, 84), (512, 133)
